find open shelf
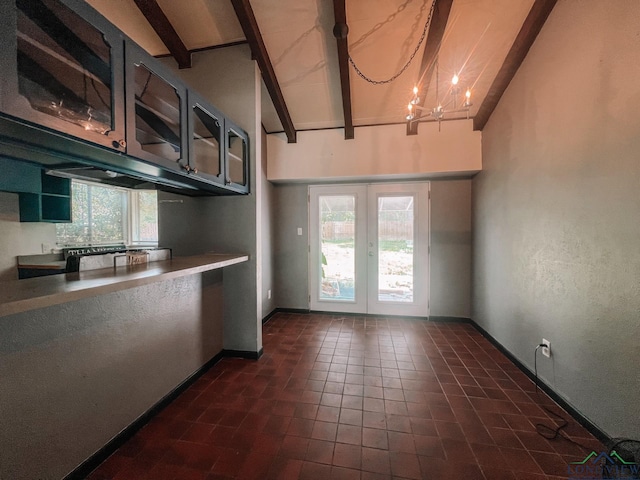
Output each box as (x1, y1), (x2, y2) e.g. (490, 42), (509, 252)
(18, 170), (72, 222)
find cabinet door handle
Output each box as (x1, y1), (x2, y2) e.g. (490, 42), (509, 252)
(181, 164), (198, 174)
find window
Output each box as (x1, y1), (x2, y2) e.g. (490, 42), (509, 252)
(55, 180), (158, 246)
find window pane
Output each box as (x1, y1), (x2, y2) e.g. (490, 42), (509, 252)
(89, 184), (125, 243)
(56, 180), (126, 246)
(320, 195), (356, 301)
(135, 191), (158, 242)
(378, 195), (414, 302)
(56, 181), (89, 245)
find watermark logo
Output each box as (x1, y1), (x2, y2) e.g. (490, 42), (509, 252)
(568, 451), (638, 480)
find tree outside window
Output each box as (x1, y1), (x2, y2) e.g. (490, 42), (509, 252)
(56, 180), (158, 246)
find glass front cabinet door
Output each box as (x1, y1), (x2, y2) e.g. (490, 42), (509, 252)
(125, 42), (188, 173)
(0, 0), (126, 151)
(187, 91), (224, 186)
(225, 119), (249, 194)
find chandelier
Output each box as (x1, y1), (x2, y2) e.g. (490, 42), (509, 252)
(406, 62), (473, 127)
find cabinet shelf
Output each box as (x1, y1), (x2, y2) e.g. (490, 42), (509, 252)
(18, 170), (71, 223)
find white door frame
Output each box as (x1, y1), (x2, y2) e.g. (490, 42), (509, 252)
(309, 185), (368, 313)
(366, 182), (430, 316)
(309, 182), (430, 316)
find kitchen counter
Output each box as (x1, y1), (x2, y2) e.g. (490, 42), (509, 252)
(0, 253), (248, 318)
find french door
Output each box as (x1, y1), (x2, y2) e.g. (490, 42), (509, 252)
(309, 183), (430, 316)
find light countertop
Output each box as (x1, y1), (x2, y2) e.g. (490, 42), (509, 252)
(0, 253), (248, 318)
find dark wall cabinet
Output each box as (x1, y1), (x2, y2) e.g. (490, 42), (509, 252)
(19, 170), (71, 222)
(188, 90), (225, 188)
(226, 120), (250, 193)
(0, 158), (72, 222)
(0, 0), (249, 196)
(126, 42), (188, 173)
(0, 0), (126, 152)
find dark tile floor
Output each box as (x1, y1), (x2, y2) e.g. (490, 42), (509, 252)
(89, 313), (603, 479)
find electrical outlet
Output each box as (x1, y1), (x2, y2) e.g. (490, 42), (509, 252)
(267, 289), (272, 300)
(541, 339), (551, 358)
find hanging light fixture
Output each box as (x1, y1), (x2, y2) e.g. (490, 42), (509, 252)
(406, 61), (473, 128)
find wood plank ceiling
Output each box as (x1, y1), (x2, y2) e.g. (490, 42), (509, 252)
(86, 0), (557, 142)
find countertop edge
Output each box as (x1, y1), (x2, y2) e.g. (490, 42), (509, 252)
(0, 253), (249, 318)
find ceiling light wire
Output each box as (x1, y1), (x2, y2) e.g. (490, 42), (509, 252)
(348, 0), (436, 85)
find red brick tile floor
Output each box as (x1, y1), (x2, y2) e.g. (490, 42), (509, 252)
(88, 313), (604, 479)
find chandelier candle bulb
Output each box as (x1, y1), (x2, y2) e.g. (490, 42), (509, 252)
(452, 74), (459, 85)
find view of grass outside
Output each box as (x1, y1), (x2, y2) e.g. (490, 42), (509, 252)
(320, 195), (356, 300)
(319, 195), (415, 303)
(377, 196), (414, 302)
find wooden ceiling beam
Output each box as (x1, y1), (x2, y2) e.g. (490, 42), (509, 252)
(133, 0), (191, 69)
(407, 0), (454, 136)
(231, 0), (297, 143)
(473, 0), (557, 131)
(332, 0), (354, 140)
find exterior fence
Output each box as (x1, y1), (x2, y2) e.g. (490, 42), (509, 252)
(322, 221), (413, 241)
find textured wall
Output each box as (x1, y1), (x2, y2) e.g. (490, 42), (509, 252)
(473, 0), (640, 438)
(430, 180), (472, 317)
(268, 120), (481, 181)
(261, 129), (276, 318)
(0, 271), (223, 479)
(161, 45), (263, 352)
(272, 181), (472, 316)
(273, 184), (310, 310)
(0, 191), (57, 281)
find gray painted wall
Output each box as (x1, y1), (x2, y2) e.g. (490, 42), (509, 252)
(0, 271), (223, 479)
(273, 183), (309, 309)
(160, 45), (263, 352)
(0, 191), (56, 281)
(261, 129), (276, 317)
(158, 192), (208, 256)
(272, 180), (472, 316)
(473, 0), (640, 438)
(430, 180), (471, 317)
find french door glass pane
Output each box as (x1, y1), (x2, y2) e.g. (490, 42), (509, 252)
(320, 195), (356, 301)
(378, 195), (414, 302)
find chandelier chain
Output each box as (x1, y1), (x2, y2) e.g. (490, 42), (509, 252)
(348, 0), (436, 85)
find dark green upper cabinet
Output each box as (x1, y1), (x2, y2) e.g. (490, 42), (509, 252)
(125, 42), (188, 174)
(0, 0), (126, 152)
(188, 90), (225, 187)
(0, 0), (250, 196)
(225, 119), (249, 194)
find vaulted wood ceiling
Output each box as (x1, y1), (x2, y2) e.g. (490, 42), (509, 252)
(86, 0), (556, 142)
